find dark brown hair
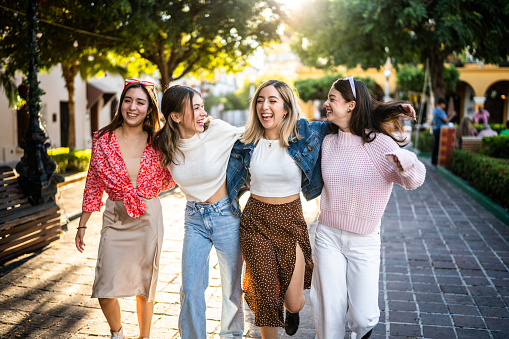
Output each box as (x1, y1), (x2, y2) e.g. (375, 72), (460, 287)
(330, 77), (408, 145)
(97, 82), (161, 142)
(153, 85), (211, 167)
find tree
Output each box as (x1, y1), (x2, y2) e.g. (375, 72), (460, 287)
(1, 0), (130, 149)
(396, 64), (459, 94)
(2, 1), (285, 148)
(290, 0), (509, 100)
(119, 0), (286, 88)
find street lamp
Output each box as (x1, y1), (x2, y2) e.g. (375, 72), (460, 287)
(16, 0), (62, 205)
(383, 69), (392, 102)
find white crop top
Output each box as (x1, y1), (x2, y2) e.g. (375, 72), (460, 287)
(169, 119), (244, 202)
(249, 138), (302, 197)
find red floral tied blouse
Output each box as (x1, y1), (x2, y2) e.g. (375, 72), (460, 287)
(82, 131), (175, 218)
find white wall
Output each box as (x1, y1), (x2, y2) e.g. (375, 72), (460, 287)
(0, 76), (19, 164)
(0, 67), (126, 165)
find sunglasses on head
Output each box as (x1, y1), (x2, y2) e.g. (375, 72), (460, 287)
(342, 76), (356, 100)
(124, 78), (155, 93)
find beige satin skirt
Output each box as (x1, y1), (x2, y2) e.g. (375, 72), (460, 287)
(91, 197), (163, 301)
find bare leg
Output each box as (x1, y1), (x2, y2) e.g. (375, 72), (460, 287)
(136, 295), (154, 338)
(98, 298), (122, 332)
(284, 243), (306, 313)
(259, 326), (279, 339)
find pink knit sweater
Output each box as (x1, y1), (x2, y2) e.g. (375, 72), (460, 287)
(319, 130), (426, 234)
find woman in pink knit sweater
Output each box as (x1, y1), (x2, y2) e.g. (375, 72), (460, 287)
(310, 77), (426, 339)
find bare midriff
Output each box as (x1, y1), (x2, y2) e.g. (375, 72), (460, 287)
(204, 181), (228, 204)
(251, 193), (300, 205)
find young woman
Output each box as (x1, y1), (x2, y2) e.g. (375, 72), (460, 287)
(227, 80), (329, 338)
(311, 77), (426, 339)
(76, 79), (175, 339)
(227, 79), (417, 338)
(152, 85), (244, 338)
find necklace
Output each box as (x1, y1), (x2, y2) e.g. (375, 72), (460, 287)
(265, 138), (277, 148)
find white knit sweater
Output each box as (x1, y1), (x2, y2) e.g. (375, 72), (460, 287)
(319, 130), (426, 234)
(169, 119), (244, 202)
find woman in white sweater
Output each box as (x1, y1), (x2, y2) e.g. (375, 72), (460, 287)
(310, 77), (426, 339)
(152, 85), (244, 338)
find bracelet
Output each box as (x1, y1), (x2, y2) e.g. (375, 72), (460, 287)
(77, 226), (87, 229)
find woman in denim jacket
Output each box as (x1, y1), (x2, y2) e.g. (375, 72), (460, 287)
(227, 80), (329, 338)
(226, 80), (415, 338)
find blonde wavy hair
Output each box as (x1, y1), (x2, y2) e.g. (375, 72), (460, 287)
(241, 80), (301, 147)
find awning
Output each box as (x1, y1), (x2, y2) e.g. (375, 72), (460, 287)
(87, 81), (117, 109)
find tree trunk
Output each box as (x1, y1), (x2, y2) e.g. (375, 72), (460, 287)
(61, 61), (78, 150)
(159, 61), (173, 90)
(429, 50), (446, 101)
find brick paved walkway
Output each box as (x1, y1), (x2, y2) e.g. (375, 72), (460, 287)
(1, 157), (508, 338)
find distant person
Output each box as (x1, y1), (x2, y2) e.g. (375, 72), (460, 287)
(500, 120), (509, 136)
(455, 117), (477, 149)
(472, 105), (490, 125)
(477, 118), (498, 137)
(432, 98), (456, 165)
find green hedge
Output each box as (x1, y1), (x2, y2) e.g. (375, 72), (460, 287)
(48, 147), (91, 173)
(481, 135), (509, 159)
(450, 149), (509, 210)
(472, 123), (506, 134)
(411, 130), (433, 154)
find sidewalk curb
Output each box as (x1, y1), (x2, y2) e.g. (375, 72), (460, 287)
(57, 171), (88, 188)
(437, 165), (509, 226)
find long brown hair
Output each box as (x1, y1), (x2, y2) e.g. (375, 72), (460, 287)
(97, 82), (161, 142)
(330, 77), (407, 145)
(241, 80), (301, 147)
(153, 85), (211, 167)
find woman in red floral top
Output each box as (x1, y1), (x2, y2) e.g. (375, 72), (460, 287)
(75, 80), (174, 339)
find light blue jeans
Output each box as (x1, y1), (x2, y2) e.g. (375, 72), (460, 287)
(179, 196), (244, 339)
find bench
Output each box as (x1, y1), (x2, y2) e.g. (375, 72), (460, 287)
(461, 136), (484, 151)
(0, 166), (61, 265)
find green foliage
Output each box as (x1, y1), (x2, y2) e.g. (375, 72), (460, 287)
(481, 136), (509, 159)
(411, 130), (433, 154)
(294, 74), (342, 102)
(396, 64), (459, 93)
(121, 0), (286, 87)
(48, 147), (91, 173)
(0, 1), (130, 79)
(451, 149), (509, 210)
(472, 123), (506, 134)
(294, 74), (381, 102)
(290, 0), (509, 98)
(0, 69), (18, 108)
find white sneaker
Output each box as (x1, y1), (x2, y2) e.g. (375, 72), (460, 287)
(110, 325), (126, 339)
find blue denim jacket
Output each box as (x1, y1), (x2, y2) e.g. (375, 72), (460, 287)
(226, 118), (330, 217)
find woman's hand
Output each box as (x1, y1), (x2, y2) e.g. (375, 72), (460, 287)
(75, 227), (86, 253)
(401, 104), (416, 120)
(75, 211), (92, 253)
(391, 155), (403, 171)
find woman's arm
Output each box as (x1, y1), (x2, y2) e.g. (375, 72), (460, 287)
(384, 149), (426, 190)
(75, 211), (92, 253)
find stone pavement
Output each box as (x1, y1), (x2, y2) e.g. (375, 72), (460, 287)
(1, 157), (509, 338)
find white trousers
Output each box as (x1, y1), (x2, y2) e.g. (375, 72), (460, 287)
(310, 223), (381, 339)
